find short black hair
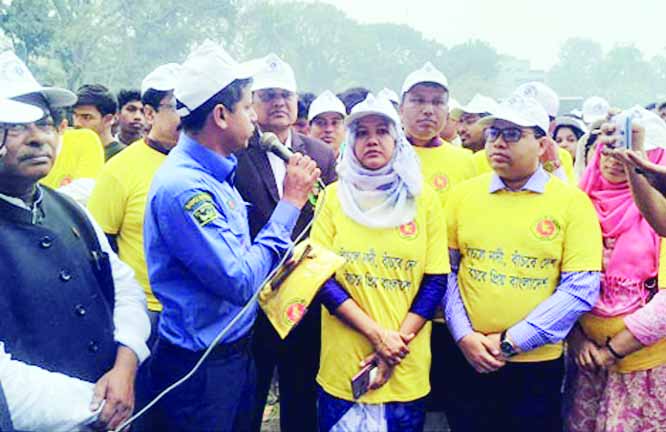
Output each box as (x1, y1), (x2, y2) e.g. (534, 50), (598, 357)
(533, 127), (547, 138)
(117, 89), (141, 110)
(658, 101), (666, 111)
(297, 92), (315, 119)
(179, 78), (252, 133)
(337, 87), (371, 114)
(142, 89), (171, 112)
(75, 84), (117, 116)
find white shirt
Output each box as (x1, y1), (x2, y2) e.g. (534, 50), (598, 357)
(0, 191), (150, 431)
(266, 130), (292, 198)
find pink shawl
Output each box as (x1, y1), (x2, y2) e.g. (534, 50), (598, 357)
(579, 146), (665, 317)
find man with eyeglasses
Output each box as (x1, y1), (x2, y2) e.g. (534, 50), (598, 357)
(443, 94), (602, 431)
(89, 63), (182, 347)
(397, 62), (476, 425)
(234, 53), (337, 432)
(0, 51), (150, 431)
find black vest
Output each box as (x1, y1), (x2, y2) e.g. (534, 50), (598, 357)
(0, 187), (116, 384)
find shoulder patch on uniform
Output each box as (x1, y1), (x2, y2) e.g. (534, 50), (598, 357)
(184, 192), (219, 226)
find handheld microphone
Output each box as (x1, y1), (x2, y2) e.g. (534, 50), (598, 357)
(258, 132), (325, 189)
(258, 132), (293, 162)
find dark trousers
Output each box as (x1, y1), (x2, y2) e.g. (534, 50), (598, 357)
(149, 336), (256, 432)
(251, 304), (321, 432)
(428, 321), (471, 415)
(446, 353), (564, 432)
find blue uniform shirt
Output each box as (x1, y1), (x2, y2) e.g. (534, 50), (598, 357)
(144, 133), (299, 351)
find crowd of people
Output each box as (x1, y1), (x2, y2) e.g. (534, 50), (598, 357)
(2, 39), (666, 432)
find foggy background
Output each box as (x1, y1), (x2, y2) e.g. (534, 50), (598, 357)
(2, 0), (664, 112)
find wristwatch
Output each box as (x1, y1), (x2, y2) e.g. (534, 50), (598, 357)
(500, 330), (518, 358)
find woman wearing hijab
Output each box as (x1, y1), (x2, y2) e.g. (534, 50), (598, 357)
(566, 128), (666, 431)
(311, 94), (449, 432)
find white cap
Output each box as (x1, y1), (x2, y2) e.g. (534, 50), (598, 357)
(251, 53), (297, 93)
(378, 88), (400, 105)
(346, 93), (400, 127)
(451, 94), (498, 118)
(514, 82), (559, 118)
(0, 51), (76, 107)
(141, 63), (182, 96)
(175, 41), (257, 117)
(401, 62), (449, 97)
(582, 96), (610, 124)
(0, 98), (44, 123)
(479, 94), (549, 134)
(308, 90), (345, 121)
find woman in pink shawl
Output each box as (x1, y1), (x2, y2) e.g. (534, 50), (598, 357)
(566, 142), (666, 431)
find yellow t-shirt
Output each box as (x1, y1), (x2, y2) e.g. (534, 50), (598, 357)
(311, 182), (450, 403)
(446, 173), (602, 362)
(472, 147), (576, 183)
(412, 140), (476, 210)
(40, 128), (104, 188)
(88, 139), (167, 311)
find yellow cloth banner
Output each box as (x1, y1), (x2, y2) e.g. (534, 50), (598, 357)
(260, 240), (345, 339)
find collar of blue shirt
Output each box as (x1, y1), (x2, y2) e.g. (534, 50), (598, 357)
(488, 166), (550, 194)
(177, 132), (238, 184)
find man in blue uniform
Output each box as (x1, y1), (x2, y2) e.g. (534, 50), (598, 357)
(144, 42), (321, 431)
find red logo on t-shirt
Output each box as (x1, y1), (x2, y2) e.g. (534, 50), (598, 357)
(285, 301), (307, 325)
(399, 221), (418, 239)
(534, 217), (560, 240)
(59, 176), (73, 187)
(432, 174), (449, 191)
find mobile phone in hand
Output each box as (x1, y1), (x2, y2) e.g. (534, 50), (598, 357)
(610, 113), (633, 150)
(351, 363), (378, 399)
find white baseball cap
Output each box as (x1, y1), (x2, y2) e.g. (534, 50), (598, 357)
(401, 62), (449, 97)
(377, 88), (400, 105)
(553, 116), (588, 135)
(479, 94), (549, 134)
(345, 93), (401, 127)
(451, 94), (498, 119)
(141, 63), (182, 96)
(582, 96), (610, 124)
(251, 53), (297, 93)
(0, 51), (76, 108)
(175, 41), (257, 117)
(308, 90), (346, 122)
(0, 98), (44, 123)
(515, 82), (559, 118)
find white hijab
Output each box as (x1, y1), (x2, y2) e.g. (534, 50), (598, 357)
(337, 111), (422, 229)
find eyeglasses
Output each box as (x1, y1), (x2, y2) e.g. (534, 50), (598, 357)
(0, 117), (57, 140)
(484, 126), (543, 143)
(256, 90), (295, 103)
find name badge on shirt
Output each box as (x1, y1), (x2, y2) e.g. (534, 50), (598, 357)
(184, 192), (219, 227)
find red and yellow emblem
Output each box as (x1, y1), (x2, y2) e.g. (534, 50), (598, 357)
(533, 217), (560, 240)
(432, 174), (449, 191)
(399, 221), (418, 239)
(284, 300), (307, 325)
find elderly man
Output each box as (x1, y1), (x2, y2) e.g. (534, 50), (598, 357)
(0, 51), (150, 431)
(444, 95), (602, 431)
(234, 53), (337, 432)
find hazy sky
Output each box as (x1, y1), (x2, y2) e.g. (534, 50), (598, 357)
(301, 0), (665, 70)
